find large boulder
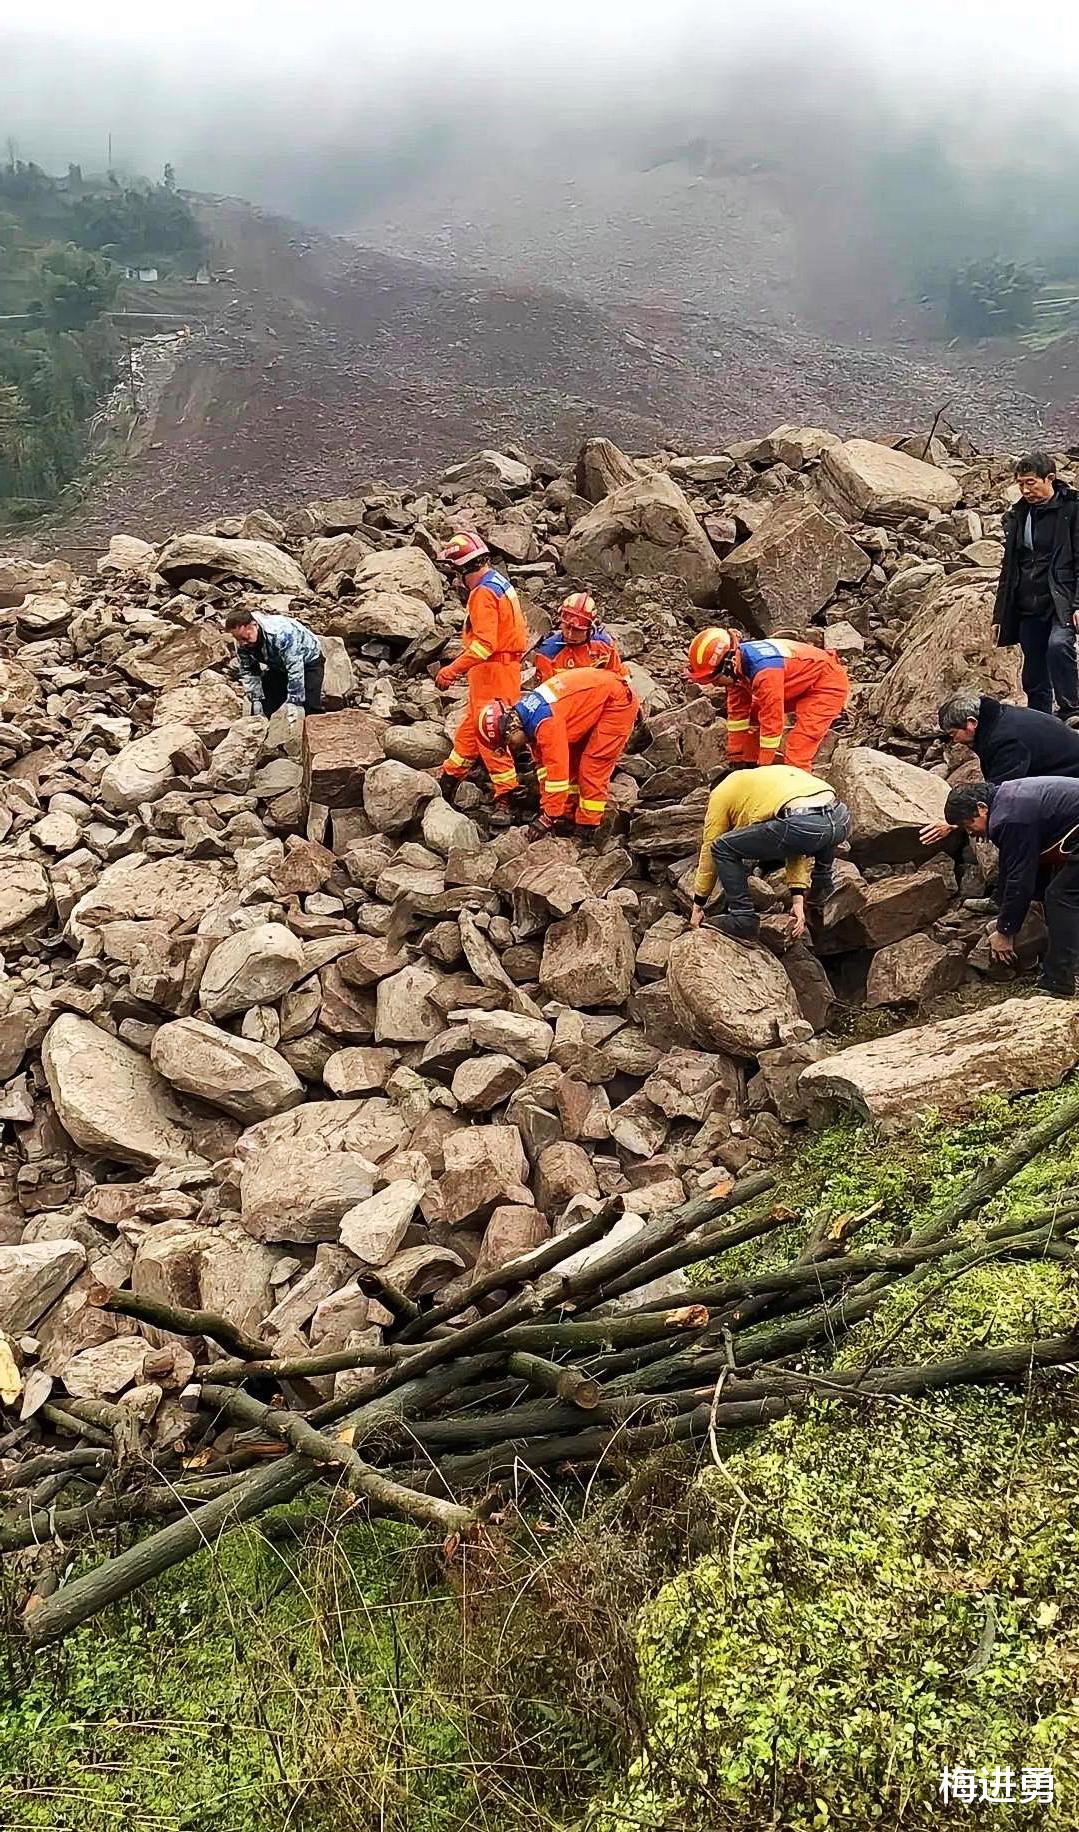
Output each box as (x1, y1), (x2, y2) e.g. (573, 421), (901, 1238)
(339, 1180), (424, 1265)
(816, 865), (953, 954)
(154, 678), (244, 741)
(0, 860), (51, 939)
(439, 1123), (532, 1227)
(199, 924), (306, 1019)
(540, 900), (635, 1008)
(42, 1014), (196, 1168)
(302, 709), (385, 807)
(865, 934), (967, 1009)
(363, 760), (438, 834)
(667, 930), (802, 1058)
(800, 995), (1079, 1127)
(563, 473), (722, 607)
(0, 1239), (87, 1335)
(121, 622), (232, 690)
(67, 856), (226, 945)
(749, 425), (843, 469)
(575, 437), (639, 502)
(825, 747), (949, 865)
(720, 500), (868, 634)
(819, 439), (961, 523)
(155, 534), (307, 594)
(236, 1100), (408, 1242)
(327, 592), (436, 643)
(350, 547), (444, 608)
(375, 964), (446, 1043)
(99, 722), (207, 811)
(151, 1018), (304, 1122)
(442, 450), (532, 493)
(868, 573), (1022, 739)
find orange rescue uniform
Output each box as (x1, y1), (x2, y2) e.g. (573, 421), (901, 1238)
(533, 626), (627, 682)
(725, 638), (850, 770)
(514, 668), (640, 826)
(440, 567), (530, 795)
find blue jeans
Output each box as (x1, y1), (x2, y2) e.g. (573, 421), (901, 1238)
(711, 803), (852, 923)
(1018, 617), (1079, 718)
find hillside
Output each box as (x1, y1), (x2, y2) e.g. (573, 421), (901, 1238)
(2, 418), (1079, 1829)
(21, 193), (1049, 562)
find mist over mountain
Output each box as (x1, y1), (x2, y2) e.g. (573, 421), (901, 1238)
(8, 2), (1079, 325)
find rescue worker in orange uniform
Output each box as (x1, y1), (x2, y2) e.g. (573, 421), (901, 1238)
(478, 667), (639, 840)
(533, 592), (627, 682)
(687, 628), (849, 771)
(435, 533), (529, 806)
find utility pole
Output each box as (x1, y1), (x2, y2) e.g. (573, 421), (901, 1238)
(124, 331), (137, 418)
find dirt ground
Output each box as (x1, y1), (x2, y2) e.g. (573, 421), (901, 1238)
(18, 195), (1051, 563)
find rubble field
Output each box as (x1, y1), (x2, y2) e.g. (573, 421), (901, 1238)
(3, 422), (1078, 1642)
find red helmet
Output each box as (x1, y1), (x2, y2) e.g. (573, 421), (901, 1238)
(559, 591), (597, 638)
(477, 698), (511, 747)
(687, 627), (736, 682)
(441, 531), (490, 570)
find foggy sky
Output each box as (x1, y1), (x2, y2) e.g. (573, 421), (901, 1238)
(6, 1), (1079, 229)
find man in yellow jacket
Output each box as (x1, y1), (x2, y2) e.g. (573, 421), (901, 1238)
(689, 764), (851, 942)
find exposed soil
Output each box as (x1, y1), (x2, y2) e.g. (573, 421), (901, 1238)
(19, 193), (1048, 565)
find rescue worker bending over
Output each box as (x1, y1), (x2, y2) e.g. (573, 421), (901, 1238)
(687, 627), (849, 771)
(533, 593), (627, 681)
(690, 763), (851, 943)
(225, 606), (324, 723)
(479, 667), (639, 841)
(435, 533), (529, 809)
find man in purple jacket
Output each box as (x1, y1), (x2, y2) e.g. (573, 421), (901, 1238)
(944, 777), (1079, 996)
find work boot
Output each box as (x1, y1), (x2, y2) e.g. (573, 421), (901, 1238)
(574, 825), (602, 848)
(1036, 978), (1075, 999)
(484, 788), (530, 832)
(713, 913), (760, 942)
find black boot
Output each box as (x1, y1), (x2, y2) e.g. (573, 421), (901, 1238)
(714, 913), (760, 941)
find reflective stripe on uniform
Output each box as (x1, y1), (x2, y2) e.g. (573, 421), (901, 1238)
(544, 780), (571, 793)
(490, 768), (518, 786)
(579, 797), (606, 813)
(537, 683), (558, 704)
(759, 734), (783, 749)
(536, 766), (547, 782)
(727, 718), (752, 732)
(467, 639), (492, 660)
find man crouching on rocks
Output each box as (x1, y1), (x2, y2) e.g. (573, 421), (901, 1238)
(225, 606), (325, 722)
(690, 764), (851, 943)
(945, 777), (1079, 997)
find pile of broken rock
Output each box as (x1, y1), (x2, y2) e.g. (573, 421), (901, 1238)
(3, 424), (1079, 1417)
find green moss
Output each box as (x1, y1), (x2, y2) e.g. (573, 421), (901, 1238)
(0, 1517), (474, 1832)
(592, 1084), (1079, 1831)
(8, 1087), (1079, 1832)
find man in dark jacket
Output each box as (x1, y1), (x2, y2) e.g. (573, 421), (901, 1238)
(993, 453), (1079, 719)
(921, 692), (1079, 845)
(944, 777), (1079, 995)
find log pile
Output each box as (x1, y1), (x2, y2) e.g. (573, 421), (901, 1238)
(8, 1085), (1079, 1647)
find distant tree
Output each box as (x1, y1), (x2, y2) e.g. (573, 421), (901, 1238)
(163, 163), (176, 192)
(33, 244), (118, 330)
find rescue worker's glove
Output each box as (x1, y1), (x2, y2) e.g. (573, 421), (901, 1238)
(434, 667), (456, 691)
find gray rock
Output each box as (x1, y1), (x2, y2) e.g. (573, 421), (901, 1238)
(199, 923), (306, 1019)
(339, 1180), (424, 1265)
(0, 1239), (87, 1335)
(42, 1014), (196, 1169)
(151, 1018), (305, 1121)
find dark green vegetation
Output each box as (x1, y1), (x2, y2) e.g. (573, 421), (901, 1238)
(3, 1087), (1078, 1830)
(0, 160), (204, 518)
